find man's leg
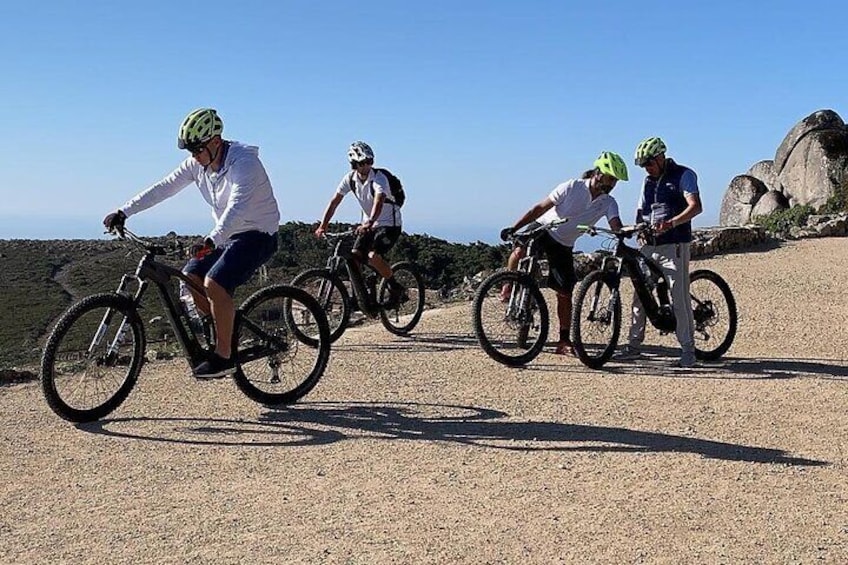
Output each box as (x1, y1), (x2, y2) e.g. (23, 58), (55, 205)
(667, 243), (695, 366)
(205, 277), (235, 359)
(555, 289), (574, 355)
(500, 246), (525, 301)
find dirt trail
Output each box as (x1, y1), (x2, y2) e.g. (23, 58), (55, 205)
(2, 238), (847, 564)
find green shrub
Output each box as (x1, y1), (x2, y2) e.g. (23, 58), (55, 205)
(753, 204), (815, 236)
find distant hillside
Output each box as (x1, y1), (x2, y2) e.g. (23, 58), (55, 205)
(0, 222), (509, 369)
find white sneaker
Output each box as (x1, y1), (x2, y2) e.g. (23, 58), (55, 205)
(615, 345), (642, 360)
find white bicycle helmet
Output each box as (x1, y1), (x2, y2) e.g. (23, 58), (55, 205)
(348, 141), (374, 163)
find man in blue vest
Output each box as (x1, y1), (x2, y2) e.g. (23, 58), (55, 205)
(617, 137), (703, 367)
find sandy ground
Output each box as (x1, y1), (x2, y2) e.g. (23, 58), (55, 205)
(2, 237), (847, 564)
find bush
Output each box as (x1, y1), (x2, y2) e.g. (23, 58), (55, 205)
(753, 205), (815, 236)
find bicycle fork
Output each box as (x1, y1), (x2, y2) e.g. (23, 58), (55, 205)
(89, 275), (137, 361)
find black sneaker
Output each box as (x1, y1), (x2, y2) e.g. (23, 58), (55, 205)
(193, 353), (235, 380)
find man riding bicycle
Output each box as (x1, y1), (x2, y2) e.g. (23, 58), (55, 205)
(500, 151), (628, 356)
(314, 141), (406, 306)
(102, 108), (280, 379)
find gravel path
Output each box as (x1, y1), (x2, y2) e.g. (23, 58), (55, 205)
(2, 238), (847, 564)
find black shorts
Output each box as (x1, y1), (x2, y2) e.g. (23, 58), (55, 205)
(353, 226), (402, 257)
(536, 231), (575, 294)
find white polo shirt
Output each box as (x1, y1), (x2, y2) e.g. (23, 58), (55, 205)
(120, 142), (281, 246)
(543, 178), (620, 246)
(336, 169), (402, 228)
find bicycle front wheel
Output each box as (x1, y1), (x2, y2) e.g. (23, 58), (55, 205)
(472, 270), (549, 366)
(234, 285), (331, 405)
(572, 270), (621, 369)
(690, 269), (737, 360)
(40, 293), (146, 423)
(290, 268), (350, 344)
(379, 261), (426, 336)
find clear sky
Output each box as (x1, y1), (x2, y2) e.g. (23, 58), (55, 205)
(1, 0), (845, 246)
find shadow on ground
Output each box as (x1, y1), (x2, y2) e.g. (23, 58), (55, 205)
(80, 401), (826, 467)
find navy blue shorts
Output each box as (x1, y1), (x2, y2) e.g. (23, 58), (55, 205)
(183, 231), (278, 296)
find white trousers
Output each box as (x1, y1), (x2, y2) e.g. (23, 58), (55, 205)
(627, 242), (695, 353)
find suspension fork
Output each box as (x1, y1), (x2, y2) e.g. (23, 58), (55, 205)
(587, 259), (620, 322)
(510, 256), (537, 320)
(89, 275), (142, 357)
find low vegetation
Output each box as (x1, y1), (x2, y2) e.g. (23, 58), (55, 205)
(0, 222), (509, 369)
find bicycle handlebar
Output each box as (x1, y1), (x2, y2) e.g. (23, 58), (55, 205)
(107, 227), (185, 258)
(509, 217), (570, 243)
(322, 229), (357, 239)
(577, 223), (651, 239)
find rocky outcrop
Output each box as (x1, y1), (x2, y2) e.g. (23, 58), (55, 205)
(787, 213), (848, 239)
(721, 109), (848, 226)
(719, 175), (768, 226)
(751, 190), (790, 218)
(746, 160), (780, 194)
(777, 127), (848, 208)
(774, 109), (844, 174)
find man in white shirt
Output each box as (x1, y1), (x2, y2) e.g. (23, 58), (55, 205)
(500, 152), (628, 355)
(315, 141), (406, 304)
(102, 108), (280, 379)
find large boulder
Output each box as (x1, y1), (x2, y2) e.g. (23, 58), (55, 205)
(777, 127), (848, 208)
(751, 190), (790, 219)
(719, 175), (768, 226)
(774, 109), (844, 174)
(745, 160), (780, 193)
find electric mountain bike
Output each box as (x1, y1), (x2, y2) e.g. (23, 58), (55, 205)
(472, 219), (568, 366)
(289, 229), (426, 344)
(571, 224), (737, 369)
(40, 228), (331, 423)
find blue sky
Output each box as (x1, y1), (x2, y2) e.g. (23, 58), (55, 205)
(1, 0), (845, 246)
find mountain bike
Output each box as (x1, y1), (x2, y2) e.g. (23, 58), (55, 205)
(472, 219), (568, 366)
(289, 229), (426, 344)
(571, 224), (737, 369)
(40, 228), (331, 423)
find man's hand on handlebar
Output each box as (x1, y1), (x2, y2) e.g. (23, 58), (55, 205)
(102, 210), (126, 234)
(189, 238), (215, 259)
(500, 226), (516, 241)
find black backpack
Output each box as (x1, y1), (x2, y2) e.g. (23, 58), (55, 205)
(349, 168), (406, 208)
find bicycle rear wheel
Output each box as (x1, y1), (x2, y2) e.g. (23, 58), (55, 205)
(378, 261), (426, 336)
(234, 285), (330, 405)
(690, 269), (737, 360)
(290, 268), (350, 344)
(571, 270), (621, 369)
(40, 293), (146, 423)
(472, 270), (549, 366)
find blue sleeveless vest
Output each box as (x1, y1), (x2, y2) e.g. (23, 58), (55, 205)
(642, 159), (694, 245)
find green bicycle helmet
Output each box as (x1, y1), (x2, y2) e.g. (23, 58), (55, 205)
(593, 151), (629, 181)
(634, 136), (667, 166)
(178, 108), (224, 150)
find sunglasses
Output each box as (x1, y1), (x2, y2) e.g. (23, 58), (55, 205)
(186, 140), (211, 155)
(349, 160), (369, 168)
(639, 157), (657, 169)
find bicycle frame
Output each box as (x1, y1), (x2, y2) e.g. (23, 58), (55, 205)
(101, 238), (212, 367)
(323, 232), (381, 318)
(585, 226), (676, 333)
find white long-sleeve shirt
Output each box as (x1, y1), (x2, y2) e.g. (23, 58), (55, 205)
(120, 141), (281, 246)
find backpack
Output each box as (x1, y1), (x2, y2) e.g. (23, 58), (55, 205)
(349, 167), (406, 208)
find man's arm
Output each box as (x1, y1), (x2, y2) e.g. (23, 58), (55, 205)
(316, 192), (345, 236)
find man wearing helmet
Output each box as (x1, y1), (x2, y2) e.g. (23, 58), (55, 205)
(499, 152), (627, 355)
(315, 141), (406, 304)
(102, 108), (281, 379)
(618, 136), (702, 367)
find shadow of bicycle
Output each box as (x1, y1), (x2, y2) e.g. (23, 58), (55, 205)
(78, 401), (826, 466)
